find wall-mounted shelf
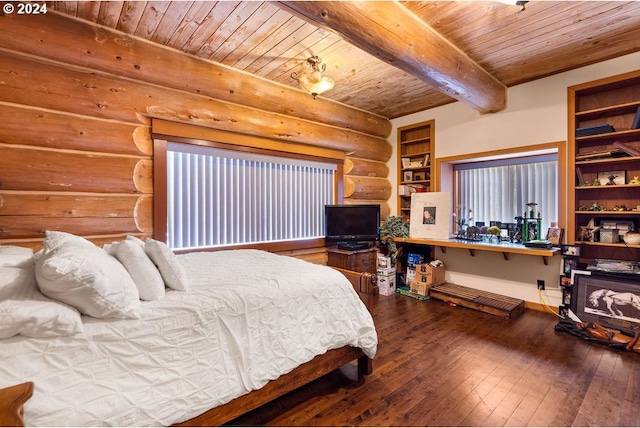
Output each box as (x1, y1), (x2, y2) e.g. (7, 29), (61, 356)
(395, 237), (560, 265)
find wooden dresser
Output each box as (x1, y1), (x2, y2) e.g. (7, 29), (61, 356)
(327, 247), (377, 275)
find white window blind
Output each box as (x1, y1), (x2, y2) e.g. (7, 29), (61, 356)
(166, 143), (336, 250)
(455, 154), (558, 233)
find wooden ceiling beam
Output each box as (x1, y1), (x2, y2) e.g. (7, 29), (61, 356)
(278, 0), (507, 113)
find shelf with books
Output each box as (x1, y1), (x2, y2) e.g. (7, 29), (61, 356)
(397, 120), (434, 222)
(575, 100), (640, 123)
(568, 70), (640, 264)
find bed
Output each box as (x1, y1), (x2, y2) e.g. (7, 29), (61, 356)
(0, 232), (378, 426)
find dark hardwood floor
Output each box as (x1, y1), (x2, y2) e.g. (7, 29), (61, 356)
(228, 292), (640, 426)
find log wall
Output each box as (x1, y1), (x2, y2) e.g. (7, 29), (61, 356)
(0, 12), (392, 251)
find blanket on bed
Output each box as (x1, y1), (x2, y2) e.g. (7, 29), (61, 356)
(0, 249), (377, 426)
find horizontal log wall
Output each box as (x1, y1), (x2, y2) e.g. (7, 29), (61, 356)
(0, 11), (392, 250)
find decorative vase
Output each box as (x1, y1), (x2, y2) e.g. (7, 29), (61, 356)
(623, 231), (640, 245)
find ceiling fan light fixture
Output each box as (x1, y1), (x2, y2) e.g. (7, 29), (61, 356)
(292, 56), (335, 99)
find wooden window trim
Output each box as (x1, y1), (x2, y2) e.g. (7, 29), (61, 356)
(435, 141), (567, 230)
(152, 120), (345, 251)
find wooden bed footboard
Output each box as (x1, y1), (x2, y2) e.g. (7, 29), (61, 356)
(0, 382), (33, 427)
(175, 346), (371, 426)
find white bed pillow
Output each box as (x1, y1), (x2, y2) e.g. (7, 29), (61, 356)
(113, 240), (165, 301)
(126, 235), (146, 248)
(0, 255), (83, 338)
(0, 245), (35, 268)
(145, 239), (189, 291)
(35, 231), (140, 319)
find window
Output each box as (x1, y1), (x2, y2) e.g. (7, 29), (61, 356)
(455, 154), (558, 234)
(165, 142), (337, 250)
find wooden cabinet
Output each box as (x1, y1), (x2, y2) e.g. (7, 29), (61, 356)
(397, 120), (434, 222)
(327, 247), (377, 275)
(568, 70), (640, 263)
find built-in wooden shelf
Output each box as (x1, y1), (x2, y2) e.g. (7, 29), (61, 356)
(395, 237), (560, 265)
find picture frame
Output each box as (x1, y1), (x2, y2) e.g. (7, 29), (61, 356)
(632, 105), (640, 130)
(597, 170), (625, 185)
(560, 275), (572, 287)
(403, 171), (413, 182)
(576, 167), (585, 186)
(401, 157), (411, 168)
(413, 172), (424, 181)
(571, 273), (640, 334)
(563, 258), (578, 275)
(409, 192), (451, 240)
(561, 244), (581, 257)
(546, 227), (564, 245)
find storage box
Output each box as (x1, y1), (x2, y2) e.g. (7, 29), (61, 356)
(599, 228), (619, 244)
(415, 263), (446, 285)
(377, 267), (396, 277)
(405, 253), (424, 284)
(407, 253), (424, 266)
(617, 221), (634, 233)
(377, 272), (396, 296)
(409, 280), (430, 296)
(398, 185), (415, 196)
(377, 254), (392, 269)
(600, 220), (617, 229)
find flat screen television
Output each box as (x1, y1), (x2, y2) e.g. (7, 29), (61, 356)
(324, 204), (380, 250)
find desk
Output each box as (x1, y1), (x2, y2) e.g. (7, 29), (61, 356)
(395, 237), (561, 265)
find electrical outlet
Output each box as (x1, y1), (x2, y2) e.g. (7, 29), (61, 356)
(537, 279), (545, 290)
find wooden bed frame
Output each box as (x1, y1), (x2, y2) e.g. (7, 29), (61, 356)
(0, 269), (376, 427)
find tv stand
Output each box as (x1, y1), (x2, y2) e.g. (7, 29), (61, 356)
(337, 242), (370, 251)
(327, 246), (377, 275)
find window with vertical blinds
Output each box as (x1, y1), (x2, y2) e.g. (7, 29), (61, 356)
(455, 154), (558, 233)
(166, 142), (337, 250)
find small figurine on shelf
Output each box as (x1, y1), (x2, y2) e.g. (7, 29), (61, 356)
(453, 207), (473, 238)
(514, 216), (524, 243)
(578, 218), (599, 242)
(630, 176), (640, 185)
(522, 202), (542, 242)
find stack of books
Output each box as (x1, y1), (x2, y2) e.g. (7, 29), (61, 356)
(575, 124), (615, 137)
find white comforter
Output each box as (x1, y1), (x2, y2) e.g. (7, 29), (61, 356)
(0, 250), (377, 426)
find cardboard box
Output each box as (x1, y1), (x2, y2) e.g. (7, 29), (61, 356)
(409, 280), (429, 296)
(377, 267), (395, 277)
(407, 253), (424, 266)
(378, 273), (396, 296)
(415, 263), (446, 285)
(377, 254), (392, 269)
(405, 253), (424, 284)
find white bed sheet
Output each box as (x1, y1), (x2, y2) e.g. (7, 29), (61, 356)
(0, 249), (377, 426)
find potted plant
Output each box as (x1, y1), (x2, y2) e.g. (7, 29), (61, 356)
(378, 215), (409, 266)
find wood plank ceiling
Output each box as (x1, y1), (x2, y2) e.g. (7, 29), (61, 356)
(51, 1), (640, 119)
